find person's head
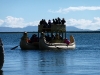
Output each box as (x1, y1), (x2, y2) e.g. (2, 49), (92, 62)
(23, 32), (27, 36)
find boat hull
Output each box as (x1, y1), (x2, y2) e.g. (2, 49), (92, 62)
(20, 40), (39, 50)
(20, 34), (76, 50)
(39, 36), (75, 50)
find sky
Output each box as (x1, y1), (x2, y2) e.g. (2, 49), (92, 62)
(0, 0), (100, 30)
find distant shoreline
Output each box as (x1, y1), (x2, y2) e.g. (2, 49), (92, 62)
(0, 31), (100, 33)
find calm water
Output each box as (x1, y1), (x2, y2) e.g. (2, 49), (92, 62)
(0, 32), (100, 75)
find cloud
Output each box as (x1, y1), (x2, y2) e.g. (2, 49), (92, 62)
(0, 19), (4, 26)
(66, 17), (100, 30)
(48, 6), (100, 14)
(0, 16), (39, 28)
(0, 16), (100, 30)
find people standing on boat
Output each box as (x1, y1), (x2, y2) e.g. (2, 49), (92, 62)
(48, 19), (51, 28)
(21, 32), (29, 43)
(64, 38), (70, 46)
(61, 18), (66, 24)
(39, 19), (44, 25)
(52, 19), (56, 24)
(43, 19), (48, 28)
(55, 18), (58, 24)
(57, 17), (61, 24)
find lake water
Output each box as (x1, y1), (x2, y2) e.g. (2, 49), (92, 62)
(0, 32), (100, 75)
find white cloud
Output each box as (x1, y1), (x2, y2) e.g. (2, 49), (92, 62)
(0, 16), (100, 30)
(0, 19), (4, 26)
(66, 17), (100, 30)
(48, 6), (100, 14)
(1, 16), (39, 28)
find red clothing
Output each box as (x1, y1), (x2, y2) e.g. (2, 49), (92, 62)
(64, 39), (70, 45)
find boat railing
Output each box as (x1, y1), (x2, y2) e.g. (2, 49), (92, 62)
(38, 24), (66, 32)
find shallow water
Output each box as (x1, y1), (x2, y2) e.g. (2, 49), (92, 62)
(0, 32), (100, 75)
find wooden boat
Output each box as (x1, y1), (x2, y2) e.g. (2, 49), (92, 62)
(20, 32), (39, 50)
(20, 18), (76, 50)
(0, 38), (4, 70)
(39, 32), (75, 50)
(20, 40), (39, 50)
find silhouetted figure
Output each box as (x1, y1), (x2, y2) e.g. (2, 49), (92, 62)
(52, 19), (56, 24)
(61, 18), (66, 24)
(57, 17), (61, 24)
(43, 19), (48, 28)
(30, 34), (38, 43)
(55, 18), (58, 24)
(39, 19), (43, 25)
(48, 19), (51, 28)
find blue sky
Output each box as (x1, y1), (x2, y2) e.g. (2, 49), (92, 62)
(0, 0), (100, 30)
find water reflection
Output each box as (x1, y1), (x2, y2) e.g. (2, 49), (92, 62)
(20, 50), (30, 71)
(38, 50), (67, 74)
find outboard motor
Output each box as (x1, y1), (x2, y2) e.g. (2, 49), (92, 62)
(0, 38), (4, 70)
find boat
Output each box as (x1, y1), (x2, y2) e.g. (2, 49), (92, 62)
(20, 32), (39, 50)
(0, 38), (4, 70)
(39, 32), (75, 50)
(20, 18), (76, 50)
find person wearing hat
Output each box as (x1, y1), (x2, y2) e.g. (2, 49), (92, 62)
(21, 32), (29, 43)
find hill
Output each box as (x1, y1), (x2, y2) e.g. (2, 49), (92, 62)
(0, 26), (91, 32)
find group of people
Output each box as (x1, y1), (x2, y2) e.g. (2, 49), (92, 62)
(21, 32), (70, 46)
(39, 19), (51, 28)
(52, 17), (66, 25)
(21, 32), (39, 43)
(39, 17), (66, 28)
(44, 33), (63, 42)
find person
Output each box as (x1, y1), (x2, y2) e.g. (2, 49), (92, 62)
(48, 19), (51, 28)
(57, 17), (61, 24)
(52, 19), (56, 24)
(64, 38), (70, 46)
(29, 34), (39, 43)
(55, 18), (58, 24)
(43, 19), (48, 28)
(21, 32), (29, 43)
(39, 19), (43, 25)
(61, 18), (66, 25)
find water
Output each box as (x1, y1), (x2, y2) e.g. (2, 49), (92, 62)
(0, 32), (100, 75)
